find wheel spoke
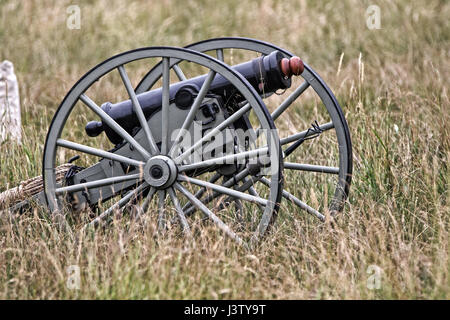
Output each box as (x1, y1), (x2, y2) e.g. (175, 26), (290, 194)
(253, 81), (310, 138)
(174, 182), (246, 248)
(55, 173), (141, 195)
(233, 195), (244, 223)
(172, 63), (187, 81)
(284, 162), (339, 174)
(220, 175), (263, 207)
(167, 187), (191, 235)
(247, 185), (261, 198)
(178, 147), (268, 172)
(79, 94), (151, 160)
(216, 49), (224, 62)
(178, 175), (267, 206)
(271, 81), (310, 120)
(259, 177), (325, 221)
(160, 57), (171, 154)
(117, 65), (159, 155)
(280, 122), (334, 145)
(239, 177), (265, 211)
(184, 168), (251, 216)
(157, 190), (166, 231)
(169, 70), (216, 157)
(175, 103), (251, 164)
(57, 139), (144, 168)
(217, 181), (247, 215)
(86, 182), (148, 228)
(181, 172), (222, 213)
(140, 187), (157, 217)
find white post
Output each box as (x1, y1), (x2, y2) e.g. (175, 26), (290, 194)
(0, 60), (22, 144)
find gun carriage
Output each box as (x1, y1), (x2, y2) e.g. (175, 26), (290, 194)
(12, 38), (353, 247)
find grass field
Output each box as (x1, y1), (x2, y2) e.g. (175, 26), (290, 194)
(0, 0), (449, 299)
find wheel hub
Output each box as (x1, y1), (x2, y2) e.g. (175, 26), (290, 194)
(143, 155), (177, 189)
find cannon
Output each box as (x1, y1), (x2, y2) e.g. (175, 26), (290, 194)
(10, 38), (353, 248)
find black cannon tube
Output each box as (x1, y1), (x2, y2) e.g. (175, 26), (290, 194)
(85, 50), (291, 144)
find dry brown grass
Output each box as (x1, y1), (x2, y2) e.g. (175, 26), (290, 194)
(0, 0), (449, 299)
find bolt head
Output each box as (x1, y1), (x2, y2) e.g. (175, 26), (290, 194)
(150, 165), (163, 179)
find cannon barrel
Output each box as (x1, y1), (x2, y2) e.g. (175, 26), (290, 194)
(85, 50), (304, 144)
